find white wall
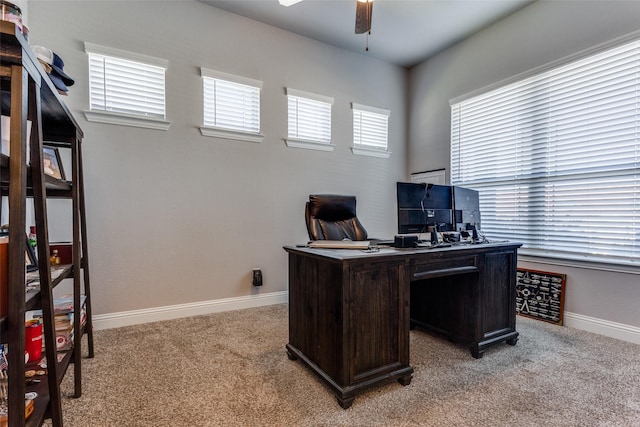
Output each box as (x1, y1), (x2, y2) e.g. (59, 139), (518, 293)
(27, 1), (407, 315)
(408, 0), (640, 330)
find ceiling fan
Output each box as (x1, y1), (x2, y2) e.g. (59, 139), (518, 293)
(278, 0), (374, 35)
(354, 0), (374, 34)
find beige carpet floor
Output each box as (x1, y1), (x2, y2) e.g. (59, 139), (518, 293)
(58, 304), (640, 426)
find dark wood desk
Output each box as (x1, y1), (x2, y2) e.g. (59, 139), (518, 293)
(284, 241), (522, 408)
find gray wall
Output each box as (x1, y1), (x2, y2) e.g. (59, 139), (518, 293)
(26, 0), (640, 331)
(408, 0), (640, 328)
(28, 1), (407, 315)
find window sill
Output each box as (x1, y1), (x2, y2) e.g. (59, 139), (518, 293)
(200, 126), (263, 143)
(518, 250), (640, 275)
(351, 146), (391, 158)
(284, 138), (335, 152)
(84, 110), (171, 131)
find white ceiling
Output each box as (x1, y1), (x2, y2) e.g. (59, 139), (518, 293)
(198, 0), (535, 68)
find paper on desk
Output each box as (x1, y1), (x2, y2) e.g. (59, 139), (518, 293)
(308, 240), (370, 249)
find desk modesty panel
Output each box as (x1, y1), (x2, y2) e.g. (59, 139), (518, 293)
(284, 242), (522, 409)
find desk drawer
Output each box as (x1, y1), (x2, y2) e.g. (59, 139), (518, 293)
(411, 255), (479, 280)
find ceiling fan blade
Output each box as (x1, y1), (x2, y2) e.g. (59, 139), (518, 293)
(355, 0), (373, 34)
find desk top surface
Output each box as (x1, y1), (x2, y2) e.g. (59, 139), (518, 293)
(284, 240), (522, 261)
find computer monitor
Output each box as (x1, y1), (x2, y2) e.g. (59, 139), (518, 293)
(452, 186), (481, 231)
(396, 182), (453, 234)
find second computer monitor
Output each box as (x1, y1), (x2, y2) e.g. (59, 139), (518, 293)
(452, 185), (481, 230)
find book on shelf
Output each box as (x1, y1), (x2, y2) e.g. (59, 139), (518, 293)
(29, 294), (87, 352)
(53, 294), (87, 314)
(25, 265), (68, 286)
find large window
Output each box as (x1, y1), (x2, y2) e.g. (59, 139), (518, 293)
(84, 43), (170, 130)
(450, 38), (640, 268)
(200, 68), (262, 143)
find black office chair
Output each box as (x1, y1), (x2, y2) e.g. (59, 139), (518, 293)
(305, 194), (368, 241)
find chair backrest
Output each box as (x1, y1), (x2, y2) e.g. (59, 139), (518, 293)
(305, 194), (368, 241)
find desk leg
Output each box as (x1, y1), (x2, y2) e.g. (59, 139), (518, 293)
(471, 330), (520, 358)
(286, 348), (298, 360)
(397, 374), (413, 386)
(337, 395), (355, 409)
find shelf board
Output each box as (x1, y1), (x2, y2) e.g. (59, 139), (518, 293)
(25, 375), (50, 427)
(27, 264), (73, 298)
(0, 265), (74, 333)
(1, 154), (72, 197)
(21, 349), (74, 427)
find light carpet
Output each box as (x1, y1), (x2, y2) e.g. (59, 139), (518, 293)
(58, 304), (640, 426)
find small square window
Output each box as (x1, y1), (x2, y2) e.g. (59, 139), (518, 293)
(84, 42), (170, 130)
(285, 88), (334, 151)
(201, 69), (262, 142)
(352, 103), (391, 158)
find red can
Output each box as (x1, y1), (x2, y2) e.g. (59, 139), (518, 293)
(25, 321), (43, 362)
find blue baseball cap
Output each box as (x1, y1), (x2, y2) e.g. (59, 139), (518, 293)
(50, 52), (74, 86)
(31, 45), (74, 92)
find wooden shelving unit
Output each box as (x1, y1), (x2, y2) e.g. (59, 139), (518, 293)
(0, 21), (94, 427)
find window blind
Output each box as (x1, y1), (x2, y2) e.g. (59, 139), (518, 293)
(352, 103), (389, 150)
(202, 75), (261, 134)
(451, 39), (640, 266)
(287, 89), (332, 144)
(87, 52), (166, 119)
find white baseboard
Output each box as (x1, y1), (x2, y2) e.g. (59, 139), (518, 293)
(92, 291), (288, 330)
(93, 294), (640, 346)
(564, 311), (640, 345)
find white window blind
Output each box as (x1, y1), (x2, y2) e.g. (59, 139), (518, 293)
(352, 103), (390, 150)
(451, 38), (640, 267)
(286, 88), (332, 144)
(202, 69), (261, 135)
(86, 43), (167, 120)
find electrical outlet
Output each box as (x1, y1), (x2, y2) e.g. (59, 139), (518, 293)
(252, 268), (263, 286)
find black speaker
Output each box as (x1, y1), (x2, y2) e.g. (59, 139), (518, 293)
(394, 235), (418, 248)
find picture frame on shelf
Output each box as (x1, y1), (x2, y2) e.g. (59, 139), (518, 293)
(42, 145), (65, 180)
(25, 235), (38, 272)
